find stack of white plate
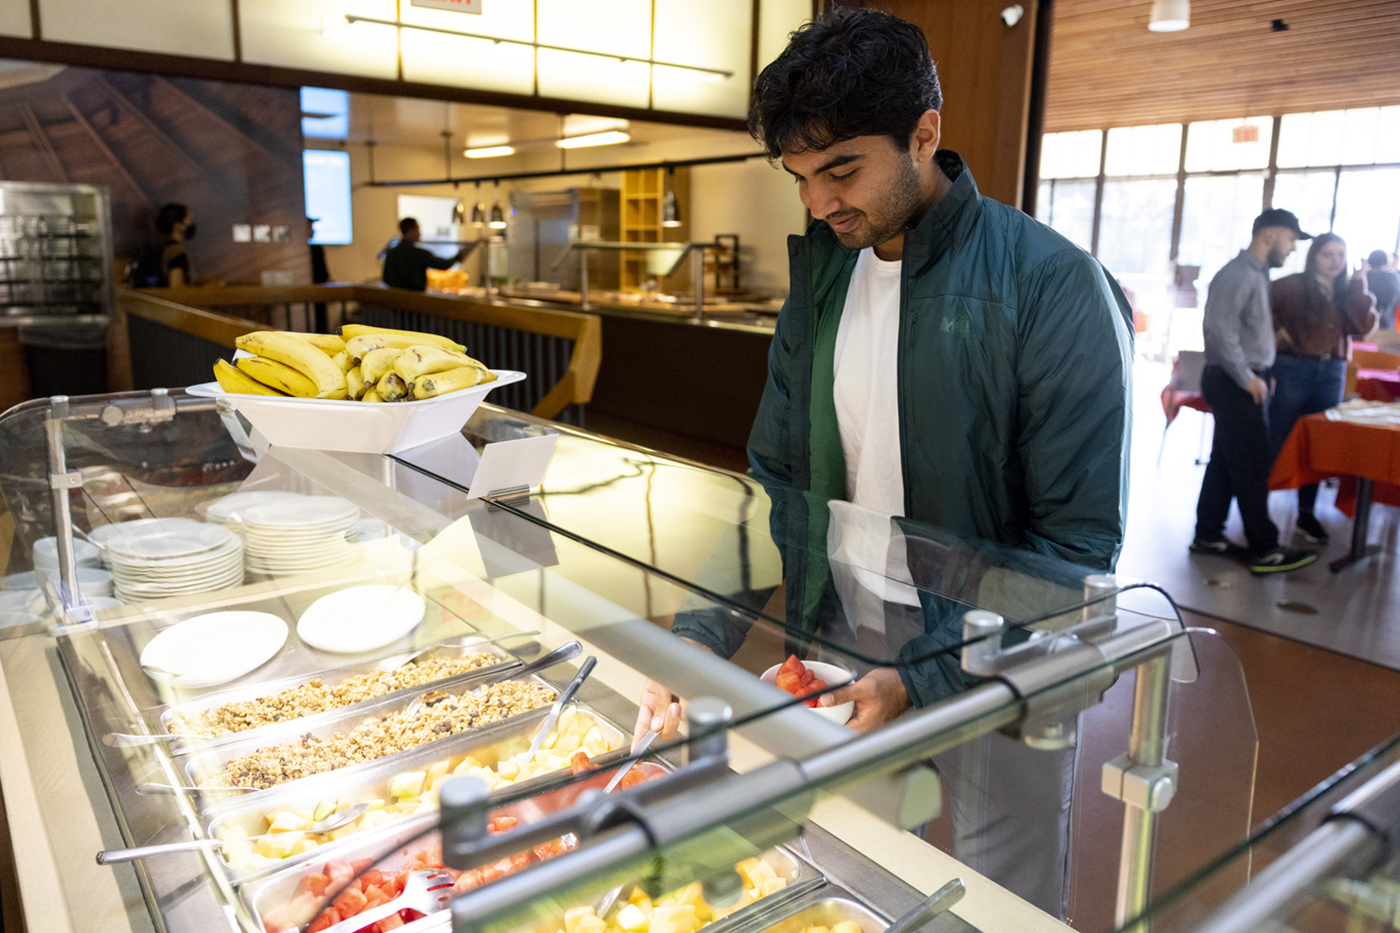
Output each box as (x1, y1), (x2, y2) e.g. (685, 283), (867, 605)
(242, 497), (359, 577)
(32, 537), (102, 573)
(199, 490), (313, 529)
(103, 518), (244, 602)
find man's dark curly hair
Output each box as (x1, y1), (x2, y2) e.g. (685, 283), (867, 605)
(748, 8), (942, 160)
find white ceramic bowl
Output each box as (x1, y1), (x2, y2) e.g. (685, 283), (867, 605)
(761, 659), (856, 726)
(185, 370), (527, 454)
(42, 567), (114, 597)
(32, 537), (102, 571)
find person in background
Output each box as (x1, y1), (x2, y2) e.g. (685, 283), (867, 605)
(308, 217), (332, 332)
(381, 217), (465, 292)
(1365, 248), (1399, 330)
(639, 8), (1134, 918)
(129, 203), (196, 288)
(1269, 234), (1378, 544)
(1192, 208), (1319, 574)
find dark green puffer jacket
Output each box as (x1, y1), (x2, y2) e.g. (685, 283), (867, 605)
(674, 151), (1133, 706)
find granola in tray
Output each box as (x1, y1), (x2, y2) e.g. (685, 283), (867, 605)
(203, 679), (557, 790)
(167, 654), (502, 737)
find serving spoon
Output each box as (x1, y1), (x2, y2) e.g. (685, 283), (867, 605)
(96, 802), (370, 864)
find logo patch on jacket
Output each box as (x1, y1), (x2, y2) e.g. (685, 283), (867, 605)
(940, 311), (972, 334)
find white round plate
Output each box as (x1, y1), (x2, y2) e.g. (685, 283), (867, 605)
(139, 611), (288, 687)
(33, 537), (102, 569)
(201, 491), (313, 525)
(1, 572), (37, 591)
(244, 497), (358, 529)
(103, 519), (231, 561)
(108, 537), (243, 571)
(297, 585), (427, 654)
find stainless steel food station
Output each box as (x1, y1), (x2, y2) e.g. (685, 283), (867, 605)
(0, 383), (1347, 933)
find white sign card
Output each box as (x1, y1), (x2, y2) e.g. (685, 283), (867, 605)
(410, 0), (482, 13)
(466, 434), (559, 499)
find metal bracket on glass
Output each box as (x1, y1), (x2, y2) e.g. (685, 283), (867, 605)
(484, 485), (531, 505)
(99, 387), (177, 427)
(49, 471), (83, 490)
(1102, 753), (1178, 812)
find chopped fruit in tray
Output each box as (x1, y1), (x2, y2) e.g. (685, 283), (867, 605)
(795, 924), (864, 933)
(221, 712), (617, 871)
(775, 656), (828, 709)
(552, 856), (790, 933)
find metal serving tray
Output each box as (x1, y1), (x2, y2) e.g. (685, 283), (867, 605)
(155, 638), (518, 749)
(182, 669), (566, 799)
(206, 705), (630, 882)
(241, 761), (670, 932)
(745, 895), (888, 933)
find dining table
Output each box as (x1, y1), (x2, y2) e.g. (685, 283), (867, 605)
(1269, 407), (1400, 571)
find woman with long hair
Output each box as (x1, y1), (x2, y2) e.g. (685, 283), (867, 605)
(1269, 232), (1378, 544)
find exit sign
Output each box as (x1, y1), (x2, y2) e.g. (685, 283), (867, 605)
(411, 0), (482, 12)
(1232, 125), (1259, 144)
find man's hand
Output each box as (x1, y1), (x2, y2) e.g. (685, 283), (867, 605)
(1246, 375), (1269, 405)
(820, 668), (911, 732)
(634, 679), (683, 748)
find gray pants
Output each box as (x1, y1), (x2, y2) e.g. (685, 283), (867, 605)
(928, 727), (1078, 919)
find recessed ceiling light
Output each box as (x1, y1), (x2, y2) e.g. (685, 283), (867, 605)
(557, 131), (631, 150)
(1148, 0), (1189, 31)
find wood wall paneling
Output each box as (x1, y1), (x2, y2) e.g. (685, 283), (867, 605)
(1045, 0), (1400, 132)
(0, 66), (310, 291)
(852, 0), (1039, 207)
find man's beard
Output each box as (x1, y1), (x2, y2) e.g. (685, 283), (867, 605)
(829, 155), (925, 251)
(1267, 245), (1288, 268)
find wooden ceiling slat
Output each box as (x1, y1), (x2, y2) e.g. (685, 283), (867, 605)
(1043, 0), (1400, 132)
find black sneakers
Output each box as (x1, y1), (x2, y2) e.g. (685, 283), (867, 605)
(1190, 537), (1248, 560)
(1295, 513), (1330, 545)
(1248, 547), (1319, 575)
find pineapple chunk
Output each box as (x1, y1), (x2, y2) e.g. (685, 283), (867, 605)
(557, 708), (578, 734)
(576, 914), (606, 933)
(554, 734), (581, 754)
(806, 926), (830, 933)
(266, 831), (305, 859)
(358, 809), (392, 831)
(615, 903), (649, 932)
(759, 877), (787, 898)
(832, 923), (863, 933)
(542, 730), (560, 750)
(496, 757), (522, 781)
(564, 906), (596, 933)
(583, 727), (610, 757)
(628, 888), (652, 911)
(269, 809), (308, 833)
(546, 754), (568, 772)
(742, 858), (778, 890)
(426, 760), (451, 785)
(389, 771), (426, 799)
(648, 905), (699, 933)
(219, 825), (249, 842)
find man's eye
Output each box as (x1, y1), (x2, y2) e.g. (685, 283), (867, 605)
(830, 170), (855, 182)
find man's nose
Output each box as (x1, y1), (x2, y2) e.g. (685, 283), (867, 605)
(803, 183), (840, 220)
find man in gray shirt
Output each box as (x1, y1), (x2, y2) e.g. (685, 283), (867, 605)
(1193, 208), (1319, 574)
(1366, 249), (1399, 330)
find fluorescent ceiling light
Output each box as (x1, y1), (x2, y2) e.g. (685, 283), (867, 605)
(464, 145), (516, 158)
(1148, 0), (1189, 31)
(557, 131), (630, 150)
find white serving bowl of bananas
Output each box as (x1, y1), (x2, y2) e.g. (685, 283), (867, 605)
(185, 325), (525, 454)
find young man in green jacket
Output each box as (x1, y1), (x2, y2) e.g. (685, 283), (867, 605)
(649, 7), (1133, 917)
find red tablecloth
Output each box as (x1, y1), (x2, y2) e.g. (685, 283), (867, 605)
(1358, 368), (1400, 401)
(1269, 412), (1400, 516)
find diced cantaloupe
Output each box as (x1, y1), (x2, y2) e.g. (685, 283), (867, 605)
(389, 771), (426, 799)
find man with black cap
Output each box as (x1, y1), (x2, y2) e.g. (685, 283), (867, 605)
(1193, 207), (1318, 574)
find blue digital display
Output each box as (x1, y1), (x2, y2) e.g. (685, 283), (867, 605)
(304, 149), (353, 245)
(301, 87), (350, 140)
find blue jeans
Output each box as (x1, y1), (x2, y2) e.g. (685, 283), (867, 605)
(1269, 353), (1346, 514)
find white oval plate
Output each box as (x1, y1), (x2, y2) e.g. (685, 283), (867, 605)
(244, 497), (359, 529)
(297, 585), (427, 654)
(140, 611), (288, 688)
(200, 491), (314, 525)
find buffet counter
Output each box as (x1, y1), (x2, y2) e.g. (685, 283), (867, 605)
(0, 387), (1263, 933)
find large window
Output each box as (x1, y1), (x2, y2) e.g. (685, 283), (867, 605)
(1037, 106), (1400, 357)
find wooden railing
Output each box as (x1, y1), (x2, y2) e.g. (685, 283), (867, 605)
(114, 285), (603, 422)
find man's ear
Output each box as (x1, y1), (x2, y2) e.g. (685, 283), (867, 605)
(911, 110), (941, 162)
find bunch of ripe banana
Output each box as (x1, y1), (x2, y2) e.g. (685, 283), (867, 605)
(212, 324), (496, 402)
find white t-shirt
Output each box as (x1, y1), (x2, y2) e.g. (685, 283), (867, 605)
(831, 248), (920, 607)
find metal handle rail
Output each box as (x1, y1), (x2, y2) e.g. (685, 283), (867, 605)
(1179, 757), (1400, 933)
(440, 600), (1181, 933)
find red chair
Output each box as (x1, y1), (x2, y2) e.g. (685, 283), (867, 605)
(1160, 350), (1212, 466)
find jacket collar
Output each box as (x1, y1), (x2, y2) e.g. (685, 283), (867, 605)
(799, 149), (982, 285)
(903, 150), (982, 278)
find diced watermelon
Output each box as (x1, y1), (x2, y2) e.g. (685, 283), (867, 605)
(325, 860), (354, 887)
(376, 912), (407, 930)
(332, 885), (367, 916)
(305, 907), (341, 933)
(351, 858), (374, 874)
(619, 770), (648, 789)
(490, 815), (518, 833)
(780, 655), (803, 675)
(775, 671), (801, 693)
(570, 751), (594, 774)
(361, 869), (385, 889)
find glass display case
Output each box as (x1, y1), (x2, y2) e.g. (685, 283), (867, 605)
(0, 181), (114, 326)
(0, 389), (1265, 933)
